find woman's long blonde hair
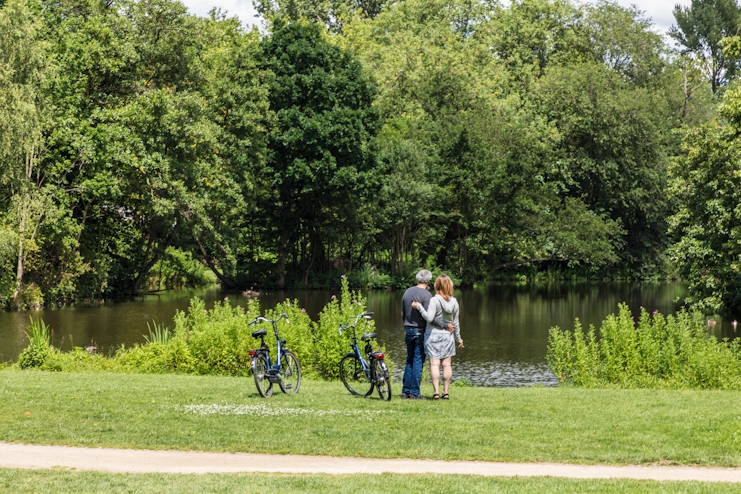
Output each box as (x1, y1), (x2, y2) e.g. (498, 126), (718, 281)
(434, 274), (454, 301)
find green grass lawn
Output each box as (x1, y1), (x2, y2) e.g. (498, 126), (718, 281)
(1, 370), (741, 466)
(0, 470), (736, 493)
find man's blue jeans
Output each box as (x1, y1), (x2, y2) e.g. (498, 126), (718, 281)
(402, 327), (426, 396)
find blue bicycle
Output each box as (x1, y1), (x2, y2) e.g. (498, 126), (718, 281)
(248, 313), (301, 398)
(339, 311), (392, 401)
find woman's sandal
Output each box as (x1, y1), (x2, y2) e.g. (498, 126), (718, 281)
(433, 393), (440, 400)
(441, 393), (449, 400)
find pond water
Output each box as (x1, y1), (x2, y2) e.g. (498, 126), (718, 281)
(0, 282), (737, 386)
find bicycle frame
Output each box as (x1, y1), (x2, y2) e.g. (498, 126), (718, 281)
(338, 311), (391, 401)
(249, 313), (289, 383)
(340, 312), (381, 379)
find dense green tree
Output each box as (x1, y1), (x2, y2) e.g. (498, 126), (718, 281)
(668, 83), (741, 315)
(584, 1), (665, 86)
(32, 0), (270, 297)
(87, 89), (226, 293)
(0, 0), (61, 307)
(186, 13), (269, 288)
(342, 0), (627, 282)
(535, 62), (670, 274)
(482, 0), (587, 85)
(369, 137), (442, 275)
(670, 0), (741, 93)
(258, 20), (380, 287)
(256, 0), (388, 32)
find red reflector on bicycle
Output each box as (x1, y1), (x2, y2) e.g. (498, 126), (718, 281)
(375, 353), (384, 359)
(248, 350), (257, 356)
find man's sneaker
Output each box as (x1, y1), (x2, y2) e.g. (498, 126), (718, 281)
(410, 394), (426, 400)
(401, 392), (410, 399)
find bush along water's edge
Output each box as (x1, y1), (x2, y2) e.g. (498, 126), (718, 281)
(547, 303), (741, 389)
(10, 277), (390, 380)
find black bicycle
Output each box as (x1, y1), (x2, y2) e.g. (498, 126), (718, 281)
(248, 313), (301, 398)
(338, 312), (392, 401)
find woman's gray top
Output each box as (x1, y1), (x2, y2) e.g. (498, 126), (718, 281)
(415, 294), (462, 344)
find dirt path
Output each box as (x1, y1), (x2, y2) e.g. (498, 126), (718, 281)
(1, 442), (739, 482)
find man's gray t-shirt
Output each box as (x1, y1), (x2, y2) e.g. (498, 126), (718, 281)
(402, 286), (446, 329)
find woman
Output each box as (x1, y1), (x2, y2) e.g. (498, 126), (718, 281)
(412, 274), (463, 399)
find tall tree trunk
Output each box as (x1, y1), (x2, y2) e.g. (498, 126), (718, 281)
(301, 227), (317, 285)
(12, 211), (26, 301)
(276, 227), (289, 289)
(131, 249), (165, 294)
(12, 150), (41, 302)
(276, 204), (292, 289)
(193, 231), (237, 289)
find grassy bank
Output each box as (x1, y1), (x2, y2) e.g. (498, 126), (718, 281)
(2, 371), (741, 467)
(0, 469), (736, 493)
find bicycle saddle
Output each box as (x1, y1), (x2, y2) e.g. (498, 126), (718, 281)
(361, 332), (377, 341)
(252, 329), (267, 338)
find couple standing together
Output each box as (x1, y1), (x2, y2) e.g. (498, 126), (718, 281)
(400, 269), (463, 400)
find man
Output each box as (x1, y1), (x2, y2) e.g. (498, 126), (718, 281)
(401, 269), (452, 399)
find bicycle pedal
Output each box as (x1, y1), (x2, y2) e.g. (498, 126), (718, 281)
(284, 384), (293, 389)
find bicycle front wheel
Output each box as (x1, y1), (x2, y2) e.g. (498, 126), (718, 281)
(340, 355), (373, 397)
(251, 354), (273, 398)
(373, 359), (392, 401)
(279, 350), (301, 394)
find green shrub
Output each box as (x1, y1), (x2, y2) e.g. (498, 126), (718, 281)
(548, 304), (741, 389)
(348, 263), (374, 289)
(452, 377), (472, 387)
(173, 297), (254, 376)
(15, 283), (44, 311)
(41, 347), (117, 372)
(148, 247), (215, 290)
(368, 271), (393, 290)
(314, 276), (376, 379)
(17, 318), (52, 369)
(348, 264), (393, 289)
(115, 337), (194, 374)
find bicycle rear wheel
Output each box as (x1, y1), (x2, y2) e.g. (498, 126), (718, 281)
(373, 359), (392, 401)
(251, 354), (273, 398)
(339, 355), (373, 397)
(279, 350), (301, 394)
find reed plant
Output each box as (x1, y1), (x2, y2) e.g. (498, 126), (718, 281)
(144, 321), (171, 346)
(548, 304), (741, 389)
(17, 318), (52, 369)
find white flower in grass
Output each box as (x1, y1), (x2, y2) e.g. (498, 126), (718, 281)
(164, 403), (392, 418)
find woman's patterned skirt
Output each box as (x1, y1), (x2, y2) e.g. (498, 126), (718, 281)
(424, 329), (456, 359)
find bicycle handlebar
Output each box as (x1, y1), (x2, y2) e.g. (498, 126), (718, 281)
(248, 313), (290, 326)
(337, 311), (374, 335)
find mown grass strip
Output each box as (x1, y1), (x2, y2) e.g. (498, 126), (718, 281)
(1, 371), (741, 467)
(0, 469), (737, 493)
